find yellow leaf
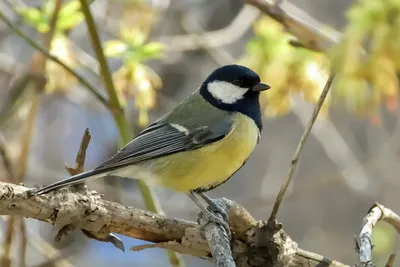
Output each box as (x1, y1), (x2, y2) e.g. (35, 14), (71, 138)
(103, 40), (128, 57)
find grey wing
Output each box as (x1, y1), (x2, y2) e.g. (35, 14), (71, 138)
(95, 118), (233, 171)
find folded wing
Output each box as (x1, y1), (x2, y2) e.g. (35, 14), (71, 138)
(95, 118), (233, 171)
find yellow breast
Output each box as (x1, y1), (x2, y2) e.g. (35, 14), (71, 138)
(143, 113), (260, 193)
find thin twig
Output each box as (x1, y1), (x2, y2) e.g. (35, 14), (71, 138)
(0, 134), (15, 182)
(64, 127), (91, 194)
(0, 11), (109, 107)
(0, 81), (39, 267)
(18, 217), (27, 267)
(0, 135), (17, 267)
(268, 74), (335, 222)
(78, 0), (130, 142)
(385, 254), (396, 267)
(77, 0), (163, 215)
(182, 0), (369, 214)
(12, 92), (38, 267)
(62, 128), (125, 251)
(177, 12), (336, 226)
(1, 216), (15, 267)
(15, 3), (63, 267)
(0, 129), (16, 267)
(64, 128), (91, 176)
(44, 0), (64, 49)
(21, 216), (75, 267)
(358, 203), (400, 267)
(16, 93), (39, 182)
(13, 3), (63, 267)
(0, 72), (42, 128)
(77, 1), (182, 265)
(157, 5), (259, 52)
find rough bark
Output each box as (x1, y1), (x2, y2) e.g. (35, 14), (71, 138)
(0, 181), (350, 267)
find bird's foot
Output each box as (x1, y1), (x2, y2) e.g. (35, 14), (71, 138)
(206, 199), (229, 222)
(198, 202), (231, 240)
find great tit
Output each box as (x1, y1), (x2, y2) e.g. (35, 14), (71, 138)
(31, 64), (270, 230)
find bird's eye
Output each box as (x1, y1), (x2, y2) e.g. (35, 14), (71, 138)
(232, 79), (242, 86)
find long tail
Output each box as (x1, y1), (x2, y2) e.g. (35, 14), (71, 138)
(31, 169), (106, 195)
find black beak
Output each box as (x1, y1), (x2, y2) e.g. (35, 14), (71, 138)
(251, 82), (271, 92)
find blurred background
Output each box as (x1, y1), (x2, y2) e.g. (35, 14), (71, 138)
(0, 0), (400, 266)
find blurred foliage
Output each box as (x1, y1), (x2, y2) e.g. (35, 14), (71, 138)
(119, 0), (155, 34)
(240, 17), (330, 118)
(17, 0), (80, 93)
(17, 0), (164, 127)
(330, 0), (400, 125)
(371, 222), (396, 261)
(17, 0), (83, 34)
(104, 0), (164, 127)
(15, 0), (400, 126)
(45, 34), (78, 94)
(1, 0), (400, 265)
(0, 74), (42, 128)
(242, 0), (400, 125)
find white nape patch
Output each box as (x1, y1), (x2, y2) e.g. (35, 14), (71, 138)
(207, 81), (248, 104)
(170, 123), (189, 135)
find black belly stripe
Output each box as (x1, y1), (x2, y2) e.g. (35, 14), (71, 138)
(192, 158), (249, 193)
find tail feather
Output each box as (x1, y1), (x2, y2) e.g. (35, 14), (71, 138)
(32, 169), (105, 195)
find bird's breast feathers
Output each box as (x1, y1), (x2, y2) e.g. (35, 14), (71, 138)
(116, 113), (260, 192)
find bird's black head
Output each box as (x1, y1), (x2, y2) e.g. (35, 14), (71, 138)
(200, 64), (271, 131)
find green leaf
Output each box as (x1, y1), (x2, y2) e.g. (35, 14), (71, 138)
(246, 38), (264, 55)
(18, 8), (47, 28)
(131, 33), (147, 47)
(57, 12), (84, 31)
(138, 42), (164, 60)
(37, 22), (50, 33)
(122, 30), (146, 47)
(57, 0), (83, 31)
(59, 0), (81, 19)
(103, 40), (128, 57)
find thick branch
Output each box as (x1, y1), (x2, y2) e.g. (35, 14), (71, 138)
(0, 181), (350, 267)
(1, 182), (194, 243)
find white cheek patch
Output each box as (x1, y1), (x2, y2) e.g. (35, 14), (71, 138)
(207, 81), (248, 104)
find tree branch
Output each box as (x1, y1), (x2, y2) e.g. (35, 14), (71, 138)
(198, 199), (235, 267)
(64, 128), (91, 176)
(357, 203), (400, 267)
(269, 74), (335, 222)
(158, 5), (259, 52)
(5, 182), (195, 243)
(78, 0), (130, 141)
(0, 181), (350, 267)
(244, 0), (340, 52)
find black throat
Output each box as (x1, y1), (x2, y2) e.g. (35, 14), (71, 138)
(200, 85), (263, 132)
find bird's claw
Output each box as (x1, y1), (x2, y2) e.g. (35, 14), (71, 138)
(207, 200), (229, 222)
(198, 202), (231, 240)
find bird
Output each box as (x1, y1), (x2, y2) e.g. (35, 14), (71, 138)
(30, 64), (270, 233)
